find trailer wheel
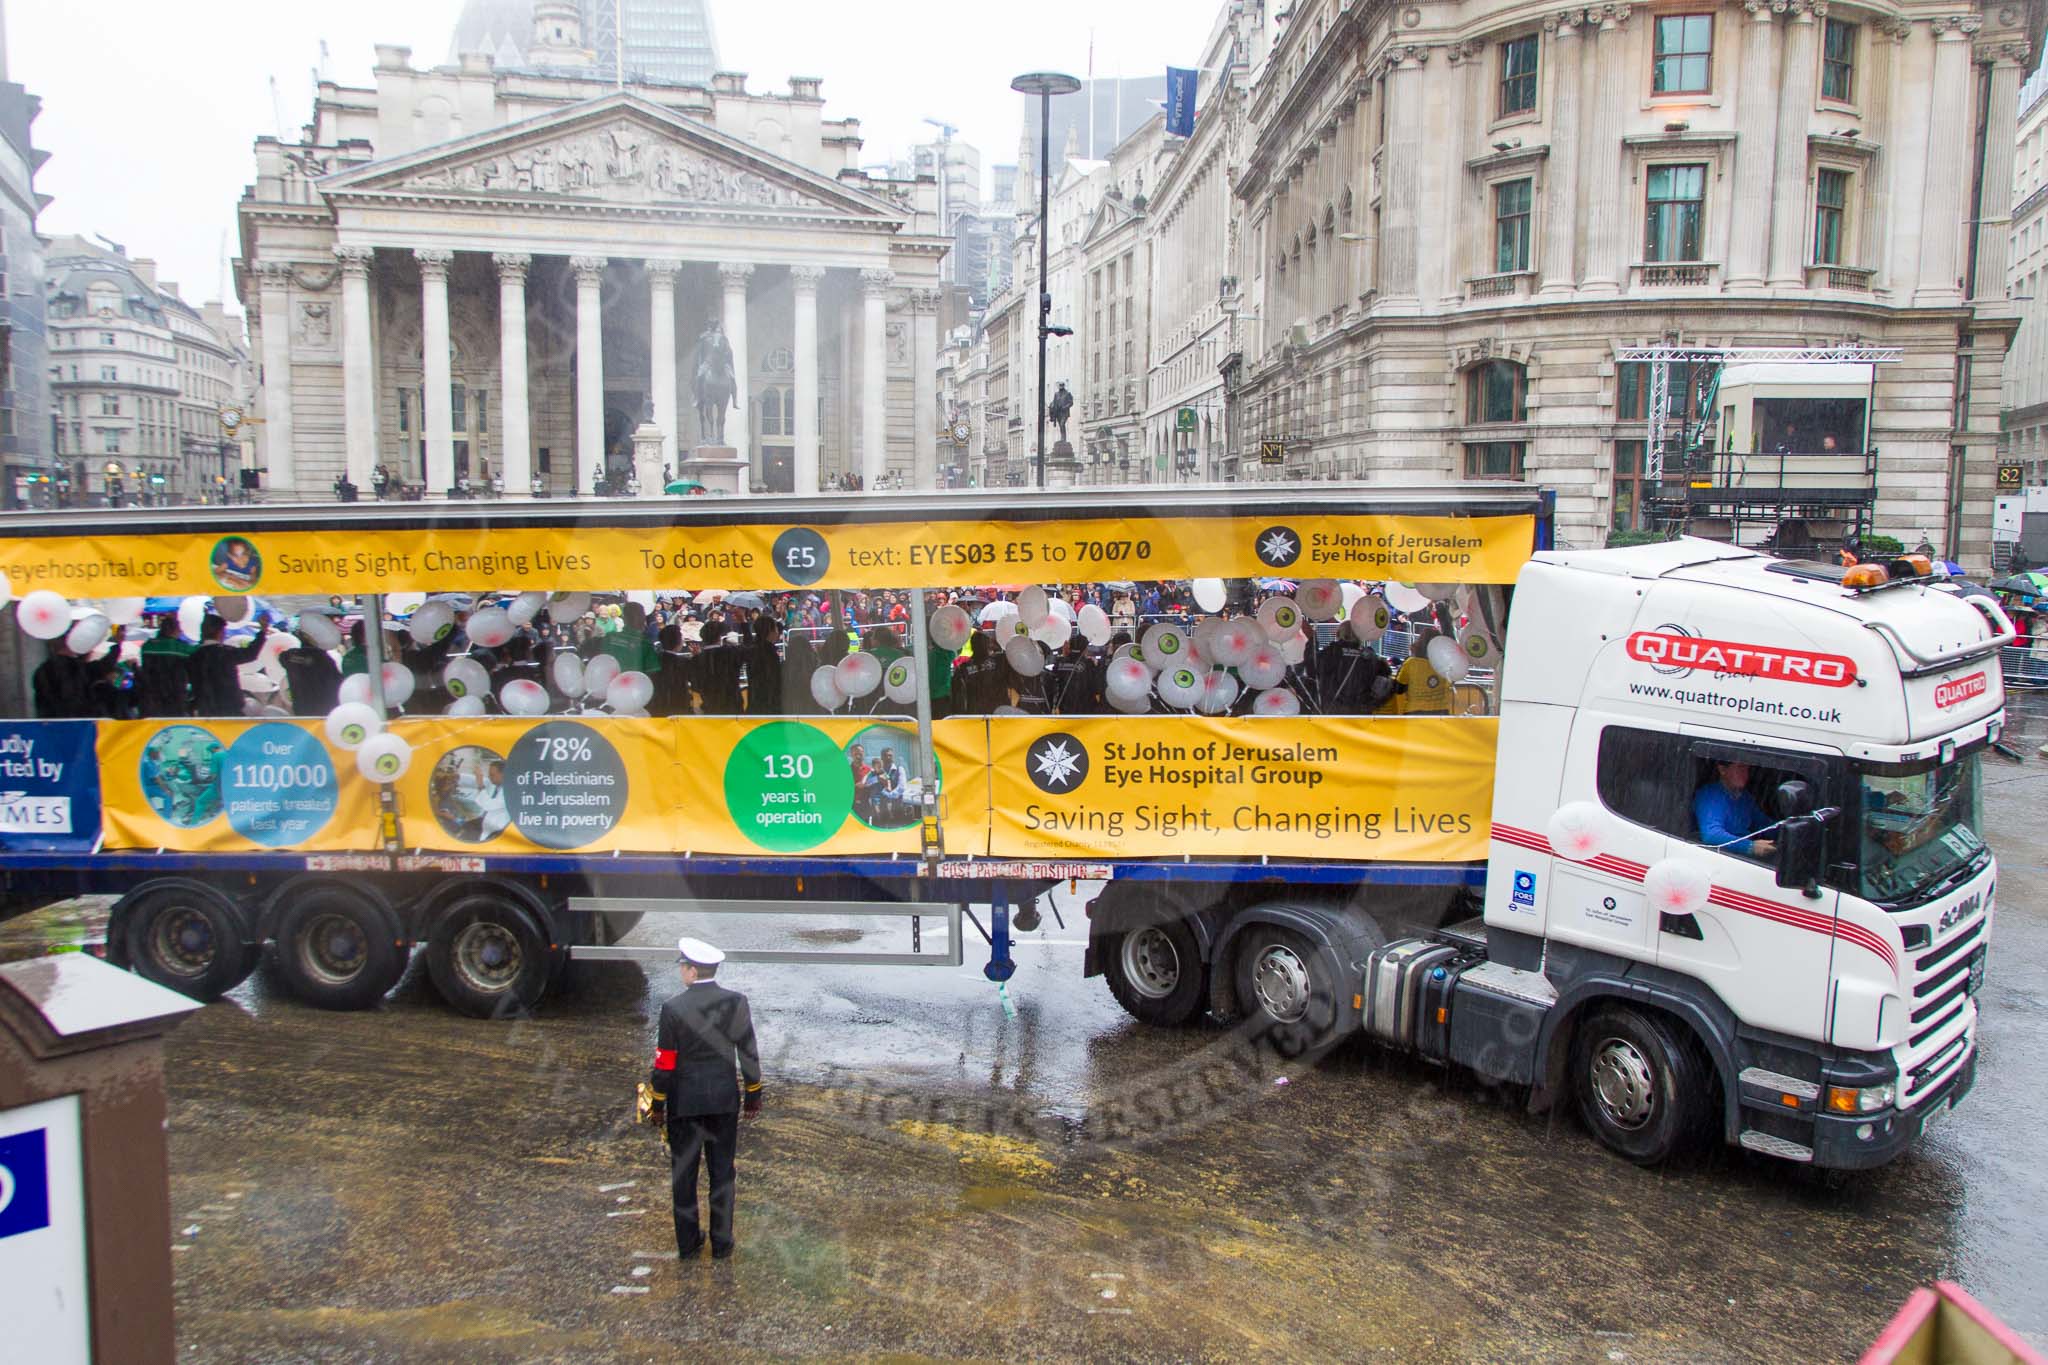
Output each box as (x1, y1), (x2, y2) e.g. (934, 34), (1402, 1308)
(426, 894), (552, 1019)
(1232, 925), (1342, 1052)
(1101, 920), (1206, 1027)
(273, 888), (405, 1011)
(118, 883), (258, 1002)
(1570, 1006), (1714, 1165)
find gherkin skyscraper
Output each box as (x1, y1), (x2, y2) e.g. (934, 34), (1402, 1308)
(449, 0), (720, 87)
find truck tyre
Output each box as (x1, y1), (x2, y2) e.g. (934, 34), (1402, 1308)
(118, 883), (258, 1002)
(1570, 1006), (1714, 1165)
(1232, 924), (1342, 1053)
(273, 887), (405, 1011)
(1101, 920), (1207, 1027)
(426, 893), (552, 1019)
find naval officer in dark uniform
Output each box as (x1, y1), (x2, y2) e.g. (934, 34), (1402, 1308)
(647, 936), (762, 1260)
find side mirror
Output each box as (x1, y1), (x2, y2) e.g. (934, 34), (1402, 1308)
(1775, 778), (1815, 818)
(1776, 817), (1826, 892)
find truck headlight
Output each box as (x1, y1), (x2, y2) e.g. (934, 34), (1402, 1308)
(1826, 1082), (1895, 1114)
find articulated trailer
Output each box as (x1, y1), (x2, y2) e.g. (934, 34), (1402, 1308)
(0, 486), (2006, 1170)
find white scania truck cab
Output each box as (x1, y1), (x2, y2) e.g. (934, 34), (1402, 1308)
(1468, 539), (2003, 1167)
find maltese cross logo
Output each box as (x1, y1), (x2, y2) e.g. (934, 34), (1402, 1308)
(1254, 524), (1301, 568)
(1025, 733), (1090, 794)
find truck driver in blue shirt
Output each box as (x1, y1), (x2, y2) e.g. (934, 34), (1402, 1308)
(1695, 759), (1777, 858)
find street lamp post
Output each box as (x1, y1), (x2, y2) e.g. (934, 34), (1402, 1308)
(1010, 71), (1081, 488)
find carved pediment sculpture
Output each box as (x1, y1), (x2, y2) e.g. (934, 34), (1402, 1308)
(402, 119), (828, 210)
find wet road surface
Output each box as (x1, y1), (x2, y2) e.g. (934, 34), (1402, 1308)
(11, 708), (2048, 1362)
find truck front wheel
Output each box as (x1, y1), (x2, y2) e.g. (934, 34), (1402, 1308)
(1570, 1007), (1714, 1165)
(426, 894), (553, 1019)
(274, 888), (405, 1011)
(1101, 921), (1207, 1026)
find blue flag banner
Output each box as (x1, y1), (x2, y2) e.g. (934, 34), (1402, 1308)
(0, 721), (101, 852)
(1166, 67), (1197, 138)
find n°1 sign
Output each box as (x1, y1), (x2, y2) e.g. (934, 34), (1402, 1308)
(1259, 440), (1286, 466)
(1998, 462), (2024, 490)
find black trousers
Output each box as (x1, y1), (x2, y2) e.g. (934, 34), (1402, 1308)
(667, 1110), (739, 1255)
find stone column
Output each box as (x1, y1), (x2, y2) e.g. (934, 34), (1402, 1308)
(646, 258), (680, 468)
(1581, 6), (1632, 293)
(1766, 2), (1824, 286)
(1917, 18), (1980, 304)
(1379, 44), (1430, 309)
(571, 255), (608, 495)
(416, 248), (455, 495)
(860, 267), (893, 488)
(1971, 40), (2030, 301)
(1538, 11), (1586, 293)
(719, 263), (753, 491)
(255, 261), (296, 492)
(335, 246), (376, 492)
(1727, 1), (1780, 287)
(911, 287), (941, 489)
(492, 253), (532, 496)
(792, 265), (824, 495)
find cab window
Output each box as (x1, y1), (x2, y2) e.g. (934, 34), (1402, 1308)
(1595, 726), (1824, 864)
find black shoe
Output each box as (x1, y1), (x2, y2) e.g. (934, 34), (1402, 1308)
(711, 1244), (735, 1261)
(678, 1241), (704, 1260)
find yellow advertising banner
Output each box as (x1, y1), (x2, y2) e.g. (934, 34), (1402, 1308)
(0, 512), (1536, 597)
(97, 718), (383, 852)
(980, 716), (1499, 863)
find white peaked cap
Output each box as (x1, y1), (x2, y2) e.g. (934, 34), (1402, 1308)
(676, 937), (726, 967)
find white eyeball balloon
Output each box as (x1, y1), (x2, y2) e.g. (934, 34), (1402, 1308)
(355, 732), (413, 783)
(835, 651), (883, 698)
(259, 630), (295, 662)
(499, 679), (550, 716)
(1104, 656), (1152, 701)
(385, 592), (426, 615)
(65, 613), (111, 653)
(883, 658), (918, 704)
(338, 673), (375, 707)
(626, 590), (656, 610)
(447, 695), (487, 717)
(607, 671), (655, 712)
(810, 664), (845, 712)
(550, 651), (585, 697)
(379, 661), (416, 706)
(1156, 665), (1204, 709)
(298, 613), (342, 651)
(507, 591), (548, 626)
(582, 653), (622, 698)
(1077, 603), (1112, 646)
(18, 591), (73, 640)
(1108, 688), (1151, 714)
(1197, 671), (1241, 715)
(1415, 582), (1459, 602)
(1458, 625), (1499, 668)
(466, 607), (515, 649)
(99, 597), (146, 625)
(1644, 858), (1713, 916)
(1209, 620), (1260, 668)
(1425, 635), (1471, 684)
(1017, 585), (1050, 629)
(929, 604), (973, 651)
(1240, 644), (1289, 690)
(215, 595), (250, 623)
(1030, 613), (1073, 650)
(1281, 633), (1308, 666)
(1252, 686), (1302, 717)
(1141, 623), (1188, 667)
(1545, 802), (1610, 863)
(1351, 594), (1391, 644)
(177, 596), (208, 641)
(408, 601), (455, 646)
(549, 592), (591, 622)
(1385, 583), (1432, 616)
(1191, 578), (1228, 613)
(323, 701), (384, 750)
(1298, 580), (1344, 622)
(444, 657), (491, 700)
(1003, 635), (1045, 678)
(1257, 596), (1303, 640)
(1047, 597), (1076, 624)
(1339, 583), (1367, 618)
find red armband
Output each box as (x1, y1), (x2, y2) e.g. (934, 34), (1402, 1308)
(653, 1049), (676, 1072)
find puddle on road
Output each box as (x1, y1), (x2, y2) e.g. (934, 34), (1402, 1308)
(0, 896), (114, 963)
